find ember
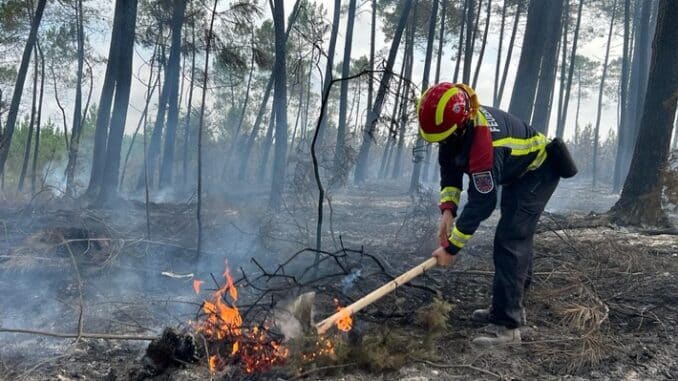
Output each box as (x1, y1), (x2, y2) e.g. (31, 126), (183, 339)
(333, 299), (353, 332)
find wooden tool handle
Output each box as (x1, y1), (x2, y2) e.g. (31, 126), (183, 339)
(315, 257), (438, 334)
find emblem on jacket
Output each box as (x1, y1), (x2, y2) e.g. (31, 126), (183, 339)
(472, 171), (495, 194)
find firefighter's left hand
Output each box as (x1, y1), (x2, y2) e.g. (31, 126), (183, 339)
(432, 246), (456, 267)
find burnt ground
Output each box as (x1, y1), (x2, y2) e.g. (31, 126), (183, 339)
(0, 177), (676, 380)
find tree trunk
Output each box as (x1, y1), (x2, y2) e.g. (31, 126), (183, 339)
(556, 0), (584, 138)
(508, 0), (549, 123)
(453, 0), (468, 83)
(354, 0), (413, 183)
(334, 0), (357, 170)
(88, 0), (123, 195)
(316, 0), (342, 145)
(531, 0), (564, 134)
(257, 112), (275, 181)
(368, 0), (376, 112)
(592, 0), (618, 187)
(472, 0), (491, 89)
(237, 0), (301, 179)
(613, 0), (632, 190)
(493, 0), (507, 107)
(435, 0), (448, 84)
(17, 46), (39, 192)
(555, 0), (569, 138)
(496, 0), (523, 108)
(31, 42), (45, 193)
(65, 0), (86, 196)
(462, 0), (475, 84)
(269, 0), (289, 208)
(410, 0), (438, 192)
(97, 0), (139, 205)
(159, 0), (188, 188)
(393, 30), (414, 179)
(183, 23), (196, 185)
(610, 0), (677, 226)
(0, 0), (47, 176)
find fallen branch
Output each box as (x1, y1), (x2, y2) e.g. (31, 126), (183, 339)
(0, 327), (157, 341)
(413, 358), (502, 379)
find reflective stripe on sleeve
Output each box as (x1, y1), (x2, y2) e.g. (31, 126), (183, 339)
(448, 226), (472, 249)
(440, 186), (462, 205)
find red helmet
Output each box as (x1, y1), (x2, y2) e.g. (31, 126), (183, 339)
(417, 83), (479, 143)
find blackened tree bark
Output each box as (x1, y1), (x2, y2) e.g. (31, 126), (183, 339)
(472, 0), (491, 89)
(334, 0), (357, 170)
(462, 0), (476, 84)
(97, 0), (139, 205)
(612, 0), (632, 190)
(493, 0), (507, 106)
(368, 0), (376, 112)
(614, 0), (656, 189)
(88, 0), (123, 195)
(65, 0), (86, 196)
(315, 0), (341, 145)
(496, 0), (523, 107)
(237, 0), (301, 179)
(531, 0), (564, 134)
(392, 39), (414, 179)
(17, 46), (39, 192)
(508, 0), (549, 122)
(453, 0), (469, 83)
(592, 0), (618, 187)
(159, 0), (188, 187)
(611, 0), (678, 226)
(354, 0), (413, 183)
(183, 22), (196, 185)
(410, 0), (438, 192)
(31, 42), (45, 193)
(556, 0), (584, 138)
(269, 0), (288, 208)
(0, 0), (47, 177)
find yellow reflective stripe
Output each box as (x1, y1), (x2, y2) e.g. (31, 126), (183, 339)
(474, 109), (488, 126)
(448, 226), (472, 249)
(435, 87), (461, 125)
(419, 124), (458, 143)
(440, 186), (461, 204)
(492, 134), (547, 155)
(528, 148), (548, 171)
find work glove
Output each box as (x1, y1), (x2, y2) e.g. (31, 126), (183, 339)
(438, 209), (454, 247)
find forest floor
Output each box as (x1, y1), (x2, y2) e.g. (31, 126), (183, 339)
(0, 177), (676, 380)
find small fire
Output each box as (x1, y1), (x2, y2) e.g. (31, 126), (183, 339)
(192, 266), (288, 374)
(334, 299), (353, 332)
(193, 265), (348, 375)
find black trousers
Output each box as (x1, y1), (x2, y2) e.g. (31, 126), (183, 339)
(489, 159), (560, 329)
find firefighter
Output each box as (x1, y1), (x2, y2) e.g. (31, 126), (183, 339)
(416, 82), (576, 346)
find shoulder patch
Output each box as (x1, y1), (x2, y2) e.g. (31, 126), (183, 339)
(472, 171), (495, 194)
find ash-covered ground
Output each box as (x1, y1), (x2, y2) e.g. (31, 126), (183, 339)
(0, 178), (676, 380)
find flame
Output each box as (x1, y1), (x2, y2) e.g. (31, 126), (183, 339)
(333, 299), (353, 332)
(192, 267), (288, 374)
(193, 279), (204, 295)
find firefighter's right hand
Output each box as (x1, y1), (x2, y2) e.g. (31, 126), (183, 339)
(438, 209), (454, 247)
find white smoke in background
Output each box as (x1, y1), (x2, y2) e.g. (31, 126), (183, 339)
(341, 268), (362, 294)
(42, 159), (68, 195)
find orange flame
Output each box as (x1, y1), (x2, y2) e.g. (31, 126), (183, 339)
(333, 299), (353, 332)
(193, 279), (204, 295)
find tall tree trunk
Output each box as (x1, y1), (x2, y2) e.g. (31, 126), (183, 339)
(592, 0), (618, 187)
(508, 0), (549, 123)
(257, 112), (275, 181)
(531, 0), (564, 134)
(380, 49), (407, 178)
(392, 44), (413, 179)
(435, 0), (448, 83)
(334, 0), (357, 170)
(410, 0), (438, 192)
(88, 0), (123, 195)
(183, 22), (196, 185)
(462, 0), (476, 84)
(611, 0), (677, 226)
(453, 0), (469, 83)
(17, 46), (39, 192)
(555, 0), (584, 138)
(616, 0), (656, 187)
(0, 0), (47, 176)
(472, 0), (491, 89)
(159, 0), (188, 188)
(269, 0), (289, 208)
(97, 0), (139, 205)
(368, 0), (376, 112)
(316, 0), (342, 145)
(497, 0), (522, 108)
(613, 0), (632, 190)
(556, 0), (569, 138)
(31, 42), (45, 193)
(237, 0), (301, 179)
(493, 0), (507, 107)
(354, 0), (414, 183)
(65, 0), (86, 196)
